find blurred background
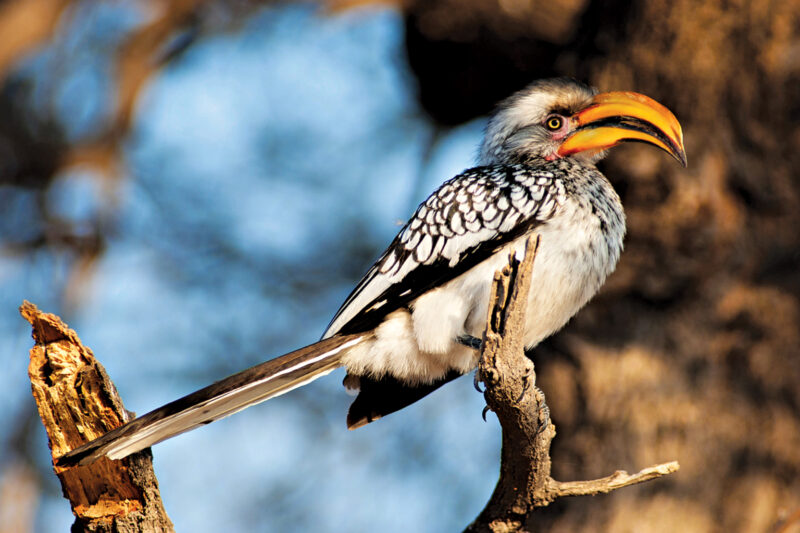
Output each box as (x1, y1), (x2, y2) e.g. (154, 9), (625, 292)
(1, 1), (799, 531)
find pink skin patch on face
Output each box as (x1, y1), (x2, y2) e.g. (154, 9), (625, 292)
(550, 125), (571, 140)
(545, 114), (573, 160)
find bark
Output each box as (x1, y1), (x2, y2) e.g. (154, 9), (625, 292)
(464, 237), (678, 533)
(20, 301), (173, 533)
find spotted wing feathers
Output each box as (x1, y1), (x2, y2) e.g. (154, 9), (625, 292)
(323, 165), (563, 338)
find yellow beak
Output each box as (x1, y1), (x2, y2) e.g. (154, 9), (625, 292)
(557, 91), (687, 166)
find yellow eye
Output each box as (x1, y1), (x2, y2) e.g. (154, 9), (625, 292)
(545, 116), (564, 131)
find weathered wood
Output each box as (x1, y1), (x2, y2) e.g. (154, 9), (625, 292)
(21, 301), (173, 533)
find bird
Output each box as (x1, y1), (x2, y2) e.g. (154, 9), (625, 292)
(57, 78), (686, 467)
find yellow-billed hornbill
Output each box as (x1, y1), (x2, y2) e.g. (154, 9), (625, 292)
(58, 78), (686, 467)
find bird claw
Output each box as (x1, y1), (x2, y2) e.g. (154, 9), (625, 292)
(481, 405), (492, 422)
(533, 385), (551, 436)
(516, 371), (532, 403)
(514, 364), (550, 435)
(458, 336), (486, 391)
(514, 361), (538, 403)
(473, 370), (484, 393)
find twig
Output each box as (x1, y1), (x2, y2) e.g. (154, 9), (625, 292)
(546, 461), (680, 497)
(465, 237), (679, 532)
(20, 301), (173, 533)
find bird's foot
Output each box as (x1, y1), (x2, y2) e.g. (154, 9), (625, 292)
(458, 334), (486, 392)
(515, 364), (550, 435)
(457, 334), (483, 351)
(516, 369), (532, 403)
(533, 385), (551, 436)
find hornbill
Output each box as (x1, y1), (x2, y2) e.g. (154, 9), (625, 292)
(58, 78), (686, 467)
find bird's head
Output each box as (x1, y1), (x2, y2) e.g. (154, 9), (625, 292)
(479, 78), (686, 168)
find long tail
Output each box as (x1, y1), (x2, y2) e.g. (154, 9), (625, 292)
(57, 334), (366, 467)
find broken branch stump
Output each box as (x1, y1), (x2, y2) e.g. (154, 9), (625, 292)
(20, 301), (173, 533)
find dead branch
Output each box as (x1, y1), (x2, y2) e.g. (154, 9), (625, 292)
(20, 301), (173, 533)
(465, 236), (679, 533)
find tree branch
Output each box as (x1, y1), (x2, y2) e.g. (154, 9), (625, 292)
(465, 237), (679, 532)
(20, 301), (173, 533)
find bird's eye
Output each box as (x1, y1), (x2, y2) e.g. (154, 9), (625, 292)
(545, 115), (564, 131)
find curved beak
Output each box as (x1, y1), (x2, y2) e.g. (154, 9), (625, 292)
(557, 91), (687, 167)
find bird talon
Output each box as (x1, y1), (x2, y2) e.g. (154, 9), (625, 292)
(535, 407), (551, 437)
(473, 370), (484, 393)
(516, 373), (531, 403)
(533, 385), (551, 436)
(481, 405), (492, 422)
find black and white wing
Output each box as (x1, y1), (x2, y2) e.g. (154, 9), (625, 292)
(322, 165), (565, 339)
